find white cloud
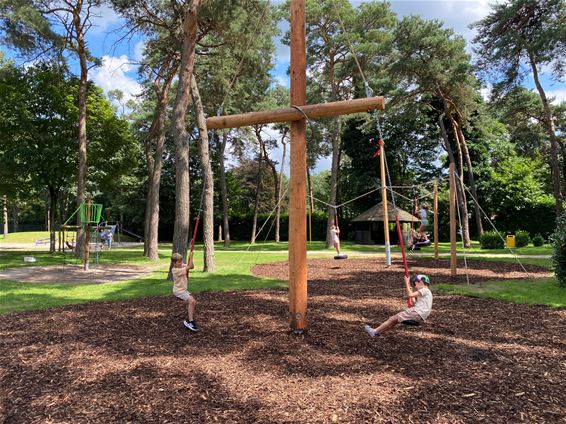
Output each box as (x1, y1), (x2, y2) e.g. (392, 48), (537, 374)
(90, 55), (142, 102)
(275, 75), (289, 87)
(89, 5), (123, 34)
(548, 89), (566, 105)
(134, 40), (146, 62)
(480, 83), (492, 101)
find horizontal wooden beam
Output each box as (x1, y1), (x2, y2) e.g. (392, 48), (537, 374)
(206, 96), (385, 129)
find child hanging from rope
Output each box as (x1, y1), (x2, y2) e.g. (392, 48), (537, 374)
(171, 253), (199, 332)
(330, 224), (341, 255)
(415, 202), (429, 234)
(364, 274), (432, 337)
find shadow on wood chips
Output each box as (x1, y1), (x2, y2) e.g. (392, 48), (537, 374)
(0, 258), (564, 423)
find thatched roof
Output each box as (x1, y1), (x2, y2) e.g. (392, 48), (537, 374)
(352, 201), (419, 222)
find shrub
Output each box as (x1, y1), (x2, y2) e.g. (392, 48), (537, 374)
(551, 214), (566, 288)
(480, 231), (504, 249)
(532, 234), (544, 247)
(515, 230), (531, 248)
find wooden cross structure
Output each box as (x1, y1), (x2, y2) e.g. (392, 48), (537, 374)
(206, 0), (384, 333)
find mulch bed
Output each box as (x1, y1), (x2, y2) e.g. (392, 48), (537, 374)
(0, 258), (564, 423)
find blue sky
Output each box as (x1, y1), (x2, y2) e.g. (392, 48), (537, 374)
(84, 1), (564, 102)
(10, 1), (565, 173)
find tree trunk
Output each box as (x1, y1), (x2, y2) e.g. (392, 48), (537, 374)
(12, 203), (18, 233)
(454, 114), (484, 237)
(190, 74), (215, 272)
(74, 1), (88, 260)
(219, 131), (231, 247)
(49, 187), (58, 253)
(144, 57), (178, 260)
(445, 107), (470, 247)
(276, 134), (288, 243)
(171, 0), (201, 267)
(251, 128), (264, 244)
(528, 50), (563, 217)
(2, 195), (7, 236)
(438, 112), (470, 247)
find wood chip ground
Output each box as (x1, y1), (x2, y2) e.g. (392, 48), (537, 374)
(1, 258), (564, 423)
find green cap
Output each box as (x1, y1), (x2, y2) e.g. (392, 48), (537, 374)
(414, 274), (430, 285)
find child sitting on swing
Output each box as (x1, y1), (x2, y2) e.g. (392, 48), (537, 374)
(364, 274), (432, 337)
(410, 229), (430, 251)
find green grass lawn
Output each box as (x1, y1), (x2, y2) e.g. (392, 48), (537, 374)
(435, 278), (565, 309)
(0, 250), (288, 315)
(204, 240), (552, 257)
(0, 230), (137, 243)
(0, 240), (562, 315)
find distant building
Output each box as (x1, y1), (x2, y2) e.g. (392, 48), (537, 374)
(352, 201), (419, 245)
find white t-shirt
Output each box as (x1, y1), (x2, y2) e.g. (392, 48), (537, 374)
(330, 228), (339, 242)
(413, 287), (433, 320)
(172, 265), (189, 295)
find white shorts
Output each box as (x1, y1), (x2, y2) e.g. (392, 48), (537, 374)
(333, 238), (340, 245)
(174, 291), (191, 301)
(396, 309), (424, 323)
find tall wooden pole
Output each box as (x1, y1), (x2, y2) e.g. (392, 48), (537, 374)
(438, 180), (442, 258)
(379, 140), (391, 266)
(288, 0), (307, 333)
(449, 164), (457, 276)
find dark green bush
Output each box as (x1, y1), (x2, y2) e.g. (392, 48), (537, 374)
(532, 234), (544, 247)
(551, 214), (566, 288)
(480, 231), (504, 249)
(515, 230), (531, 248)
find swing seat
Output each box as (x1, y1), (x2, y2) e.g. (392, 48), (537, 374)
(334, 254), (348, 260)
(401, 319), (421, 327)
(416, 239), (431, 247)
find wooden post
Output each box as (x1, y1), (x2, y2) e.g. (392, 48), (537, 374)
(449, 164), (457, 276)
(438, 180), (442, 258)
(197, 0), (384, 332)
(379, 140), (391, 266)
(206, 97), (384, 129)
(288, 0), (307, 333)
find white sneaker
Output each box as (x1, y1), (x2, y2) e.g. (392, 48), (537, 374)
(183, 320), (199, 332)
(364, 324), (377, 337)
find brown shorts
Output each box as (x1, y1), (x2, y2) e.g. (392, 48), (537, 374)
(396, 309), (423, 323)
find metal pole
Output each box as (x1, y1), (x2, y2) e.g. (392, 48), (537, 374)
(379, 140), (391, 266)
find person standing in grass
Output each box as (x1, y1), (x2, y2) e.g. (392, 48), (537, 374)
(171, 253), (199, 332)
(364, 274), (432, 337)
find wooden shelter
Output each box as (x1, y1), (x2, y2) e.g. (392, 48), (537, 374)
(352, 201), (418, 245)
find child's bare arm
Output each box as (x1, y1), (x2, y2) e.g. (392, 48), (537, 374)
(407, 289), (423, 299)
(404, 276), (412, 298)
